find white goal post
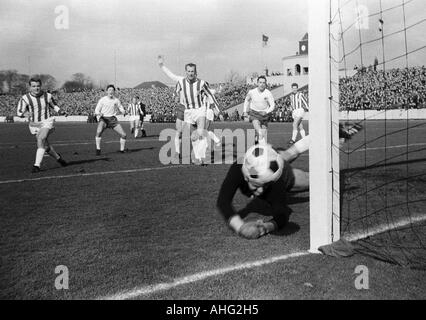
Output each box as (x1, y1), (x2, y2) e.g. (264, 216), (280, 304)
(308, 0), (341, 253)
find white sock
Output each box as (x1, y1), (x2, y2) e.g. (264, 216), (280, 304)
(34, 148), (45, 167)
(291, 130), (298, 141)
(198, 136), (208, 159)
(174, 133), (180, 154)
(120, 138), (126, 151)
(294, 136), (310, 154)
(95, 137), (101, 150)
(134, 129), (139, 138)
(300, 129), (306, 138)
(208, 131), (220, 144)
(192, 138), (201, 159)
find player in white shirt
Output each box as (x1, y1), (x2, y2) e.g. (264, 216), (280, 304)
(126, 96), (143, 138)
(94, 84), (127, 155)
(288, 83), (309, 146)
(243, 76), (275, 145)
(17, 77), (68, 173)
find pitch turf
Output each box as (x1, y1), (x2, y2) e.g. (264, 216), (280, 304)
(0, 121), (425, 299)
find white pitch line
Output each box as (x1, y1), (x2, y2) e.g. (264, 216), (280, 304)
(97, 212), (426, 300)
(98, 251), (310, 300)
(345, 214), (426, 242)
(0, 165), (186, 185)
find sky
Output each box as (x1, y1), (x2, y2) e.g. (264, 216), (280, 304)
(0, 0), (424, 88)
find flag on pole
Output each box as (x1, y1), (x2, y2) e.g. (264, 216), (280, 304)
(262, 34), (269, 47)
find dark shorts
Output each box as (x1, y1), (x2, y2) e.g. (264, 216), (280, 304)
(140, 115), (145, 122)
(249, 110), (270, 127)
(100, 116), (119, 129)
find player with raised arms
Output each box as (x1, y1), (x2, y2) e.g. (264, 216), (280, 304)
(242, 76), (275, 145)
(17, 77), (68, 173)
(158, 55), (222, 164)
(94, 84), (127, 155)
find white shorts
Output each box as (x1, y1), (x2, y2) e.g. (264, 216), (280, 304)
(206, 109), (214, 121)
(184, 106), (206, 125)
(292, 108), (305, 119)
(29, 118), (55, 135)
(128, 116), (140, 122)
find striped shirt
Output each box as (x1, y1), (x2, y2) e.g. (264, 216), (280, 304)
(127, 102), (143, 116)
(17, 92), (59, 123)
(289, 92), (308, 111)
(95, 96), (125, 117)
(243, 88), (275, 113)
(161, 65), (219, 110)
(202, 89), (220, 113)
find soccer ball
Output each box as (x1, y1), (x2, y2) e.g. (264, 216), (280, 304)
(242, 144), (284, 185)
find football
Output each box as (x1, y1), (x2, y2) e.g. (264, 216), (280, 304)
(241, 144), (284, 185)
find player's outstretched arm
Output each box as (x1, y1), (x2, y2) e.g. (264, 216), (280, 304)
(158, 55), (182, 82)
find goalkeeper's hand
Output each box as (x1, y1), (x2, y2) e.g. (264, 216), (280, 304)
(238, 219), (276, 239)
(58, 109), (68, 117)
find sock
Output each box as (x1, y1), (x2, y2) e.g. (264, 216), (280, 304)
(134, 129), (139, 138)
(120, 138), (126, 151)
(198, 136), (208, 159)
(208, 131), (220, 144)
(300, 129), (306, 138)
(47, 145), (60, 160)
(291, 130), (298, 141)
(95, 137), (101, 150)
(174, 133), (180, 154)
(34, 148), (45, 167)
(192, 138), (201, 160)
(294, 135), (310, 154)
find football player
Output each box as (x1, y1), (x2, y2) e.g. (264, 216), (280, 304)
(216, 138), (310, 240)
(17, 77), (68, 173)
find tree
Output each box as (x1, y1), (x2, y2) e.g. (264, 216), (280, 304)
(63, 73), (94, 92)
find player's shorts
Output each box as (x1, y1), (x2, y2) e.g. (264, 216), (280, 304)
(100, 116), (119, 129)
(128, 115), (140, 122)
(249, 110), (270, 127)
(292, 108), (305, 119)
(29, 118), (55, 135)
(139, 115), (145, 122)
(184, 106), (206, 125)
(175, 105), (185, 121)
(206, 109), (214, 122)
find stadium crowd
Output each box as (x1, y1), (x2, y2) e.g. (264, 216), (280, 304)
(1, 67), (425, 120)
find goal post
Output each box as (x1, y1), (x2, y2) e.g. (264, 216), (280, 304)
(308, 0), (340, 253)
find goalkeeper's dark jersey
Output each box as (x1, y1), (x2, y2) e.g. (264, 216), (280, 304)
(216, 161), (295, 224)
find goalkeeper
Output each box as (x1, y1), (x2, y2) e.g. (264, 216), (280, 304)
(216, 122), (362, 239)
(216, 137), (310, 240)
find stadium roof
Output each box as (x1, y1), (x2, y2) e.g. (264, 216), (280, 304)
(301, 33), (308, 41)
(134, 81), (168, 89)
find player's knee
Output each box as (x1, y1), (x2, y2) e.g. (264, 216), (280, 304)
(121, 134), (127, 139)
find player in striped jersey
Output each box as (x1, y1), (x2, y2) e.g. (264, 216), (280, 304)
(17, 77), (68, 173)
(288, 83), (309, 147)
(243, 76), (275, 145)
(126, 96), (143, 138)
(94, 84), (127, 155)
(158, 55), (222, 165)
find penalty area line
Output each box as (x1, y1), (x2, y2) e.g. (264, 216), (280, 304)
(0, 165), (187, 185)
(97, 251), (310, 300)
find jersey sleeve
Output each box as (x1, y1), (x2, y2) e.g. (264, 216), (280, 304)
(160, 65), (184, 82)
(266, 91), (276, 113)
(243, 91), (252, 113)
(17, 96), (28, 116)
(216, 163), (245, 221)
(94, 98), (103, 115)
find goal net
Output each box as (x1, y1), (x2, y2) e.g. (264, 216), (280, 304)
(309, 0), (426, 269)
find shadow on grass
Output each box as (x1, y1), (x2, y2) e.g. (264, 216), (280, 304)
(271, 222), (300, 237)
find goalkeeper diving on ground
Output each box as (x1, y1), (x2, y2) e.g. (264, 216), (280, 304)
(216, 122), (363, 240)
